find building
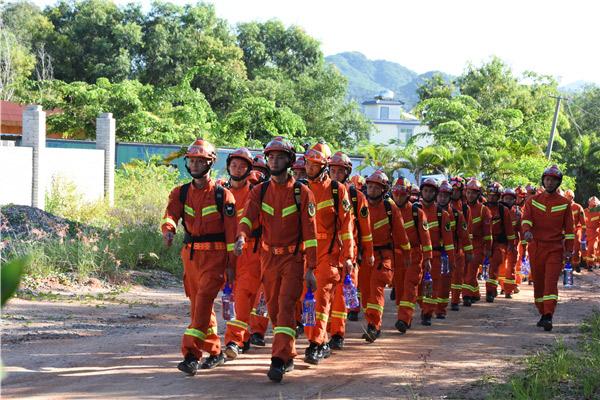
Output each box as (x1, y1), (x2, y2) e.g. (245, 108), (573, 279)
(361, 90), (430, 146)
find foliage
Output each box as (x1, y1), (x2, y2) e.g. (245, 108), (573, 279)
(1, 256), (29, 306)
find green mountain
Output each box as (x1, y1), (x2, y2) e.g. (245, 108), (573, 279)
(326, 52), (453, 110)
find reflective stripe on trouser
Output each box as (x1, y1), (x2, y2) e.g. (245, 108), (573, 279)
(181, 246), (226, 359)
(396, 248), (423, 326)
(486, 243), (507, 296)
(249, 285), (269, 336)
(365, 249), (393, 330)
(451, 251), (465, 305)
(585, 226), (599, 263)
(462, 243), (483, 299)
(260, 250), (304, 363)
(224, 246), (262, 347)
(422, 255), (441, 318)
(305, 261), (341, 345)
(329, 267), (357, 338)
(502, 246), (518, 295)
(530, 240), (564, 316)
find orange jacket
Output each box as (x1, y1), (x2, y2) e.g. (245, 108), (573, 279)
(345, 183), (374, 263)
(237, 176), (318, 269)
(308, 176), (354, 264)
(468, 201), (492, 252)
(570, 202), (586, 232)
(161, 178), (238, 263)
(585, 207), (600, 237)
(420, 201), (456, 261)
(506, 204), (522, 247)
(521, 192), (575, 251)
(368, 197), (410, 255)
(398, 201), (433, 260)
(486, 202), (516, 244)
(442, 204), (473, 256)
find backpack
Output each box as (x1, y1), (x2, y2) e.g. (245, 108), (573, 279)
(486, 201), (508, 244)
(349, 185), (363, 264)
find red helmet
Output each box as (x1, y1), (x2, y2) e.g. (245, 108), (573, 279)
(185, 138), (216, 160)
(420, 178), (439, 192)
(248, 170), (265, 185)
(292, 156), (306, 170)
(450, 176), (466, 190)
(542, 165), (563, 185)
(264, 136), (296, 163)
(564, 189), (574, 201)
(515, 185), (527, 198)
(487, 182), (504, 195)
(392, 177), (411, 195)
(304, 148), (328, 166)
(411, 186), (420, 196)
(366, 170), (389, 188)
(502, 188), (517, 199)
(438, 180), (453, 194)
(252, 154), (268, 170)
(226, 147), (253, 167)
(311, 140), (332, 159)
(350, 175), (365, 189)
(329, 151), (353, 172)
(525, 184), (536, 195)
(465, 178), (482, 192)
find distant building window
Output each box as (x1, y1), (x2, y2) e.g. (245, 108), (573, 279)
(380, 106), (389, 120)
(397, 126), (413, 142)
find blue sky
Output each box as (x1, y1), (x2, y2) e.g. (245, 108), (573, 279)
(31, 0), (600, 85)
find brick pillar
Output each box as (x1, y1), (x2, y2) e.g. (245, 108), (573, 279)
(96, 113), (116, 206)
(22, 105), (46, 209)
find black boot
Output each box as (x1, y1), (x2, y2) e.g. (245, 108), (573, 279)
(200, 352), (225, 369)
(362, 324), (379, 343)
(284, 359), (294, 373)
(225, 342), (241, 360)
(435, 314), (446, 319)
(537, 315), (545, 327)
(541, 314), (553, 331)
(463, 296), (472, 307)
(505, 293), (512, 299)
(390, 287), (396, 301)
(267, 357), (285, 382)
(319, 343), (331, 359)
(421, 314), (432, 326)
(177, 353), (199, 376)
(347, 310), (359, 321)
(329, 334), (344, 350)
(304, 341), (320, 365)
(395, 319), (408, 334)
(451, 303), (460, 311)
(296, 321), (304, 337)
(486, 294), (494, 303)
(250, 332), (265, 347)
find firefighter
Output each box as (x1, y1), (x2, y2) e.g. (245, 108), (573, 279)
(162, 139), (238, 376)
(410, 186), (420, 203)
(522, 165), (574, 331)
(515, 186), (529, 284)
(462, 179), (492, 306)
(252, 154), (270, 180)
(223, 148), (264, 360)
(391, 177), (432, 333)
(437, 181), (473, 314)
(328, 151), (374, 344)
(234, 136), (318, 382)
(499, 188), (520, 298)
(564, 190), (586, 271)
(584, 196), (600, 270)
(484, 182), (515, 303)
(302, 143), (354, 365)
(292, 156), (308, 180)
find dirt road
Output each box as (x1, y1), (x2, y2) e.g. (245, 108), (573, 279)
(2, 270), (600, 400)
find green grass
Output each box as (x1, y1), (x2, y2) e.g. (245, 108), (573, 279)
(486, 311), (600, 400)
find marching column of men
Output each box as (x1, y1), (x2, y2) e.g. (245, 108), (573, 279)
(162, 137), (595, 382)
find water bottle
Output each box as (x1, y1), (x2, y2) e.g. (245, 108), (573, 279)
(563, 261), (574, 288)
(581, 234), (587, 252)
(302, 288), (316, 327)
(222, 283), (235, 321)
(255, 291), (268, 317)
(520, 256), (530, 277)
(343, 273), (360, 309)
(482, 257), (490, 281)
(422, 271), (433, 298)
(441, 250), (450, 275)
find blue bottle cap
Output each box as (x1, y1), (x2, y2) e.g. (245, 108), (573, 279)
(224, 283), (232, 294)
(344, 273), (352, 285)
(424, 271), (432, 280)
(305, 288), (314, 300)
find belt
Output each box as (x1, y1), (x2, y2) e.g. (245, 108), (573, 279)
(186, 242), (226, 251)
(316, 232), (329, 240)
(262, 242), (300, 255)
(374, 243), (392, 251)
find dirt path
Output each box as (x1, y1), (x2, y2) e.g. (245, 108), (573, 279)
(2, 270), (600, 400)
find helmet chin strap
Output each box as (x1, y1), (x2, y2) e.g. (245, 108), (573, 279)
(308, 165), (327, 181)
(229, 165), (252, 182)
(367, 193), (384, 202)
(186, 159), (212, 179)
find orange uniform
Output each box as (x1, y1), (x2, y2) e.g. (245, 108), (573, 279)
(463, 202), (492, 300)
(570, 202), (586, 265)
(584, 206), (600, 266)
(448, 200), (473, 308)
(161, 179), (237, 361)
(394, 201), (432, 326)
(500, 204), (521, 295)
(362, 197), (410, 330)
(330, 184), (373, 337)
(238, 176), (317, 364)
(419, 202), (456, 318)
(522, 192), (574, 316)
(304, 177), (354, 346)
(484, 202), (515, 298)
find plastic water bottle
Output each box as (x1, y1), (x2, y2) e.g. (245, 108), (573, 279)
(422, 271), (433, 298)
(520, 256), (530, 277)
(563, 261), (574, 288)
(581, 234), (587, 252)
(343, 273), (360, 309)
(302, 288), (316, 327)
(441, 250), (450, 275)
(482, 257), (490, 281)
(222, 283), (235, 321)
(255, 291), (268, 317)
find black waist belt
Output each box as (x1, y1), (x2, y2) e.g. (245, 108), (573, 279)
(374, 243), (393, 251)
(183, 232), (226, 244)
(250, 228), (262, 238)
(432, 245), (444, 251)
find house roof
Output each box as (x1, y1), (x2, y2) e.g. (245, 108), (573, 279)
(362, 99), (405, 106)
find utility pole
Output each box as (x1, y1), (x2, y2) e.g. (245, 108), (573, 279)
(546, 96), (566, 160)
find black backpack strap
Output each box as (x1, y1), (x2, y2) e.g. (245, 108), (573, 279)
(437, 205), (444, 249)
(383, 198), (395, 256)
(215, 184), (225, 220)
(452, 207), (460, 245)
(349, 185), (363, 263)
(412, 202), (422, 243)
(462, 203), (469, 221)
(251, 180), (271, 253)
(179, 182), (192, 237)
(293, 180), (304, 255)
(328, 180), (340, 253)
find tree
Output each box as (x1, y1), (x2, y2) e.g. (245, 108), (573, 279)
(417, 73), (454, 101)
(0, 19), (35, 100)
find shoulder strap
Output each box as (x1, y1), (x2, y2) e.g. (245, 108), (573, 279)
(412, 202), (422, 243)
(462, 203), (469, 221)
(329, 180), (340, 253)
(293, 180), (304, 255)
(215, 184), (225, 219)
(179, 182), (192, 235)
(260, 180), (271, 203)
(349, 185), (363, 262)
(452, 207), (460, 243)
(384, 198), (393, 228)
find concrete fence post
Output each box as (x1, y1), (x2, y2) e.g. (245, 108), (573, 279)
(96, 113), (115, 206)
(21, 105), (46, 209)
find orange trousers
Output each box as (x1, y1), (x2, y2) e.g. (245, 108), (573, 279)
(451, 251), (465, 305)
(500, 246), (518, 295)
(462, 242), (484, 299)
(422, 254), (442, 318)
(180, 246), (225, 359)
(529, 240), (564, 316)
(305, 259), (342, 345)
(328, 267), (358, 338)
(585, 224), (599, 264)
(394, 248), (423, 326)
(261, 250), (304, 363)
(572, 229), (583, 264)
(364, 248), (394, 330)
(249, 285), (269, 336)
(224, 242), (261, 347)
(486, 243), (507, 296)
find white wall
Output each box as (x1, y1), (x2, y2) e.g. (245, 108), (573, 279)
(362, 104), (379, 120)
(371, 123), (399, 145)
(0, 147), (33, 206)
(44, 148), (105, 202)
